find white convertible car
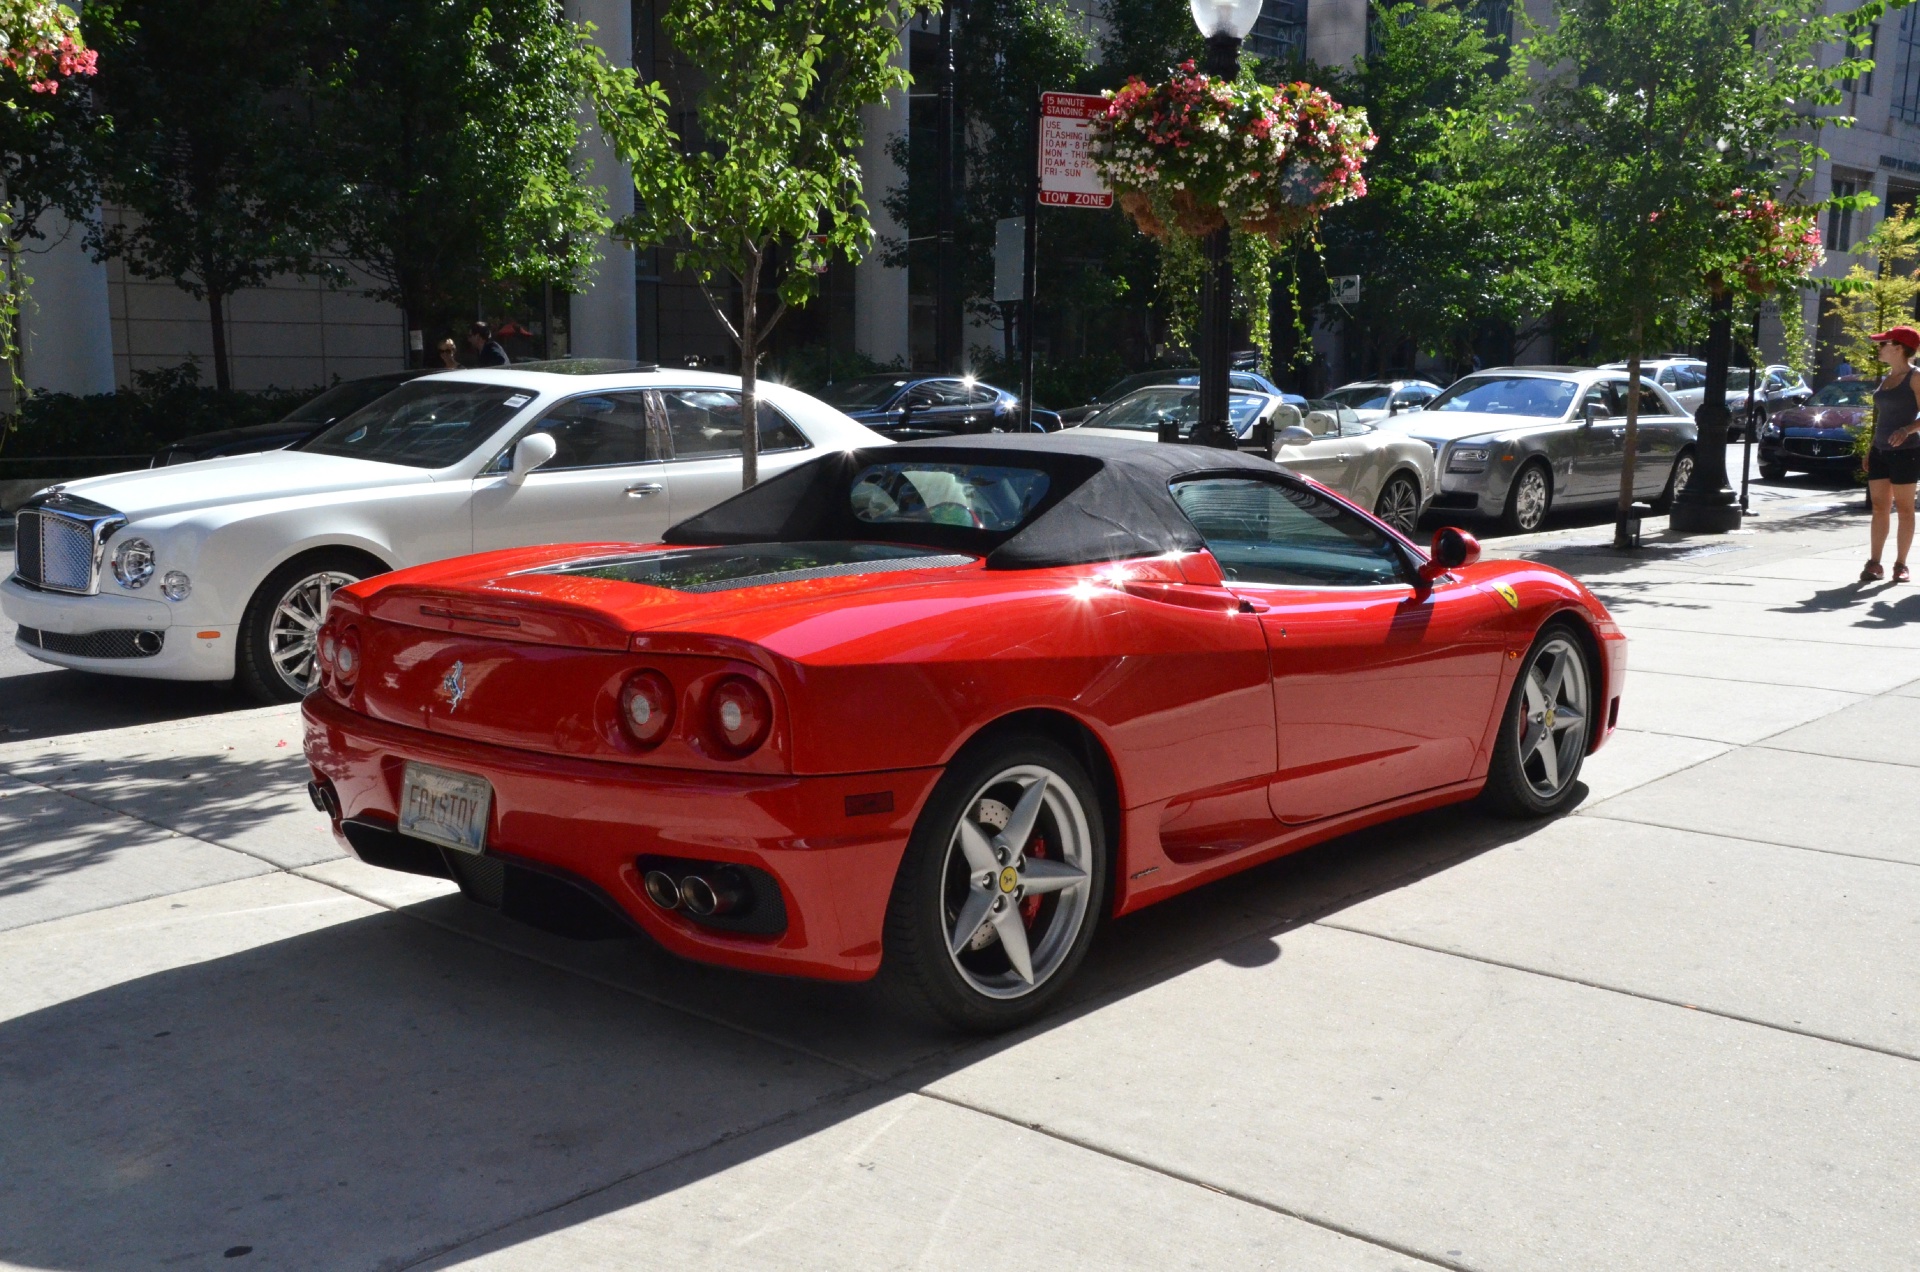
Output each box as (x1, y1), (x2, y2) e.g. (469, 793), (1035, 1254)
(3, 362), (887, 701)
(1065, 384), (1438, 535)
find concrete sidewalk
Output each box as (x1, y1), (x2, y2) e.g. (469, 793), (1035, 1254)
(2, 483), (1916, 1271)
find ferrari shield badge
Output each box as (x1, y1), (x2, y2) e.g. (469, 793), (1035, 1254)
(1493, 583), (1520, 610)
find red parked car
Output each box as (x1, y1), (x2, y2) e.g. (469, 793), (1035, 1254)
(303, 436), (1626, 1030)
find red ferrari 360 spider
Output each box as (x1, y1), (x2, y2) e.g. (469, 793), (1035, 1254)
(303, 436), (1625, 1029)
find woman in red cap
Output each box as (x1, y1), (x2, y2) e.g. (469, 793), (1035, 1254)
(1864, 325), (1920, 582)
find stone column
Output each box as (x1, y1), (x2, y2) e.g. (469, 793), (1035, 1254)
(854, 39), (910, 368)
(566, 0), (638, 361)
(19, 214), (116, 395)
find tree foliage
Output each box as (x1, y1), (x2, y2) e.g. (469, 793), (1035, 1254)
(1316, 0), (1546, 374)
(1826, 207), (1920, 373)
(85, 0), (337, 390)
(604, 0), (917, 486)
(309, 0), (615, 350)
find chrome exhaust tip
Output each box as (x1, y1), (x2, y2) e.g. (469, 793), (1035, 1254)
(677, 874), (718, 916)
(643, 870), (682, 909)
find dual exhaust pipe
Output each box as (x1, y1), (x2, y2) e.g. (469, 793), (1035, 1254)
(644, 867), (747, 918)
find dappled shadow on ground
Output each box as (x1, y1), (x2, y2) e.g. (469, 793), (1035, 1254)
(0, 792), (1543, 1270)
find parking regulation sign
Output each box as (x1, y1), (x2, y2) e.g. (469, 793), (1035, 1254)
(1038, 92), (1113, 209)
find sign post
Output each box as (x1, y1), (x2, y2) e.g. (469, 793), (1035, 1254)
(1022, 91), (1113, 429)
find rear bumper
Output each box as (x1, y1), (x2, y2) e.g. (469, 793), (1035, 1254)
(301, 692), (942, 981)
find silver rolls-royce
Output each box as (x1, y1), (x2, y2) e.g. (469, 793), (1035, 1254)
(1381, 366), (1698, 534)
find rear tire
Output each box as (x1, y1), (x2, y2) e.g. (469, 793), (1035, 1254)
(1481, 621), (1595, 819)
(1653, 447), (1695, 513)
(1500, 461), (1553, 534)
(881, 732), (1107, 1032)
(236, 548), (386, 704)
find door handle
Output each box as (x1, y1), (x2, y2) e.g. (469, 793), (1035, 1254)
(625, 482), (664, 498)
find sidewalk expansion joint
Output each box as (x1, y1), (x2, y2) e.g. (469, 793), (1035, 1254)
(1577, 808), (1920, 872)
(1316, 920), (1920, 1065)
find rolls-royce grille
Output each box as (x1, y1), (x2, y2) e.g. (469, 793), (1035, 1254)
(16, 626), (164, 658)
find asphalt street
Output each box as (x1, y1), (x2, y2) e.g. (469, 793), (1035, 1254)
(2, 455), (1915, 1270)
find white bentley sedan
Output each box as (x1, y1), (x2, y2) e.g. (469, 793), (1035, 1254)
(4, 362), (887, 701)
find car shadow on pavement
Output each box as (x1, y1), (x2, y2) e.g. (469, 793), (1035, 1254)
(0, 666), (256, 743)
(0, 793), (1546, 1269)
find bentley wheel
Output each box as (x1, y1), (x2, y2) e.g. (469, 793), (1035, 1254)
(883, 733), (1106, 1031)
(1373, 473), (1421, 536)
(1654, 447), (1695, 513)
(1481, 622), (1595, 818)
(1501, 462), (1552, 534)
(237, 549), (385, 704)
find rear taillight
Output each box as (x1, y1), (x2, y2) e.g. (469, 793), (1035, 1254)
(708, 675), (772, 756)
(334, 627), (361, 687)
(619, 670), (675, 747)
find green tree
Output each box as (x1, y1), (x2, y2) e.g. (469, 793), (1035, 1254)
(1826, 207), (1920, 373)
(86, 0), (336, 391)
(309, 0), (614, 355)
(603, 0), (917, 487)
(1317, 0), (1549, 375)
(1522, 0), (1886, 536)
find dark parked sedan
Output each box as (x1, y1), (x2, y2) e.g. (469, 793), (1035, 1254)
(1758, 380), (1870, 479)
(814, 374), (1057, 438)
(151, 369), (431, 466)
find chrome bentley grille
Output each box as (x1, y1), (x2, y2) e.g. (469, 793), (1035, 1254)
(11, 495), (126, 595)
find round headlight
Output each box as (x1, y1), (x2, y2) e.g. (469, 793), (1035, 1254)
(160, 570), (192, 602)
(111, 538), (155, 589)
(708, 675), (772, 756)
(619, 669), (675, 747)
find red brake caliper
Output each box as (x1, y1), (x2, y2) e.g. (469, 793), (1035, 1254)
(1021, 836), (1046, 924)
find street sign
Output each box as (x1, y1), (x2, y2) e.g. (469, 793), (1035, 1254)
(994, 217), (1026, 302)
(1038, 92), (1113, 209)
(1330, 275), (1361, 305)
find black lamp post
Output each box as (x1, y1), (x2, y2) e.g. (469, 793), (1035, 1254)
(1184, 0), (1264, 449)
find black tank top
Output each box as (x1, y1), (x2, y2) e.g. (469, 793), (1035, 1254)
(1873, 369), (1920, 451)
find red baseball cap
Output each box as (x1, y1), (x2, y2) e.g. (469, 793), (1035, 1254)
(1870, 325), (1920, 350)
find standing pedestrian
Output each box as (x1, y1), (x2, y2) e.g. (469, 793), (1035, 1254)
(436, 337), (460, 369)
(466, 321), (511, 367)
(1835, 356), (1856, 380)
(1861, 326), (1920, 583)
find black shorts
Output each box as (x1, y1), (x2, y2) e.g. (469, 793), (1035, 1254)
(1867, 446), (1920, 485)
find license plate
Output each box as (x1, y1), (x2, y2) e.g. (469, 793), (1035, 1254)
(398, 762), (492, 855)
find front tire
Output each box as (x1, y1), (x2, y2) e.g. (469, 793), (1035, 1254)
(237, 549), (385, 704)
(1481, 621), (1595, 819)
(1758, 460), (1787, 481)
(882, 733), (1107, 1031)
(1500, 461), (1553, 534)
(1373, 472), (1422, 536)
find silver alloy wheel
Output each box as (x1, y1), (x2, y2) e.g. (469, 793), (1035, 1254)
(1374, 474), (1421, 535)
(941, 763), (1093, 1000)
(1670, 452), (1695, 495)
(1511, 466), (1550, 531)
(1516, 635), (1590, 800)
(268, 570), (356, 694)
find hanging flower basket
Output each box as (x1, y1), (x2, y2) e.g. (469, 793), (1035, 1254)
(0, 0), (96, 94)
(1088, 63), (1374, 246)
(1718, 189), (1823, 294)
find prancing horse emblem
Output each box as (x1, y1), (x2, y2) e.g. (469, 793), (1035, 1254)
(440, 661), (468, 712)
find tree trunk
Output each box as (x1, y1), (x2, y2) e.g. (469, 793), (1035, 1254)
(1670, 278), (1743, 534)
(208, 289), (231, 391)
(1614, 335), (1642, 547)
(739, 253), (760, 490)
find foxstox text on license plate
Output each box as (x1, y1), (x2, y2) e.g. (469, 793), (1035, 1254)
(399, 761), (493, 855)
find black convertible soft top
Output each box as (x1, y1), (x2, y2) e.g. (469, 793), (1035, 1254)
(662, 434), (1288, 570)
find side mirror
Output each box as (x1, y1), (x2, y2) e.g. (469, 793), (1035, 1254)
(1583, 402), (1611, 424)
(1277, 424), (1313, 446)
(509, 432), (557, 482)
(1419, 526), (1481, 583)
(1388, 399), (1402, 416)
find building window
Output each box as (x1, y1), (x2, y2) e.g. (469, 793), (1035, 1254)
(1827, 177), (1859, 253)
(1246, 0), (1307, 66)
(1846, 22), (1880, 97)
(1893, 8), (1920, 123)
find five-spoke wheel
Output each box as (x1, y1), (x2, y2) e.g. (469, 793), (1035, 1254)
(1483, 623), (1594, 817)
(886, 734), (1106, 1030)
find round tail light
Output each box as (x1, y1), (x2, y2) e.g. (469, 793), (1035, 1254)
(335, 627), (361, 687)
(708, 675), (772, 756)
(620, 670), (675, 747)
